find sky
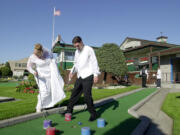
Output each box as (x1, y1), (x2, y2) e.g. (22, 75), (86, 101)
(0, 0), (180, 63)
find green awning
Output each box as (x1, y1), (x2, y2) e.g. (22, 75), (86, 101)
(53, 46), (76, 53)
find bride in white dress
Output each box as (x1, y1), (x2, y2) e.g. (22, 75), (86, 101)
(27, 43), (66, 112)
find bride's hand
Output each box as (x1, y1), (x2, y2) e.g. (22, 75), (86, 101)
(34, 72), (38, 77)
(69, 73), (73, 80)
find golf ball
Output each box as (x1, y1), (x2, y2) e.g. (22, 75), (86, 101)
(78, 122), (82, 125)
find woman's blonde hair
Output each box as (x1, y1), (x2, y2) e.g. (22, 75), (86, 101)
(34, 43), (43, 51)
(34, 43), (43, 57)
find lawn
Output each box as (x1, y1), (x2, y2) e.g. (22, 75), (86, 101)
(162, 92), (180, 135)
(0, 82), (140, 120)
(0, 88), (156, 135)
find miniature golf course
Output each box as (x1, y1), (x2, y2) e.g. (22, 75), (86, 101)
(0, 88), (156, 135)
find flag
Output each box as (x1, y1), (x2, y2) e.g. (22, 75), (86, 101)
(54, 8), (61, 16)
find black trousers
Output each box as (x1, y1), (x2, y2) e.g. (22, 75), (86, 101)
(142, 75), (147, 87)
(157, 79), (161, 87)
(67, 75), (96, 115)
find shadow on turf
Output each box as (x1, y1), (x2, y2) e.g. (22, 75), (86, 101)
(55, 97), (85, 107)
(91, 130), (96, 135)
(69, 98), (119, 120)
(51, 122), (58, 127)
(103, 116), (166, 135)
(55, 130), (64, 135)
(103, 117), (140, 135)
(96, 99), (119, 118)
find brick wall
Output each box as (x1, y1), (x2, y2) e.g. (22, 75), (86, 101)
(62, 70), (157, 85)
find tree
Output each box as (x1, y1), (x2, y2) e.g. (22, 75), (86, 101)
(1, 67), (11, 77)
(0, 68), (2, 77)
(96, 43), (128, 83)
(5, 62), (10, 68)
(6, 62), (12, 76)
(0, 62), (13, 77)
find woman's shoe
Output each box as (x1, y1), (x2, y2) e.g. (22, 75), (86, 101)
(36, 108), (42, 113)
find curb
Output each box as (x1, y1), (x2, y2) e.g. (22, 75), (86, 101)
(0, 97), (15, 103)
(0, 88), (144, 129)
(129, 89), (160, 135)
(94, 88), (144, 107)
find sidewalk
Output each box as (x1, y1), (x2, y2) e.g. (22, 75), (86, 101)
(136, 88), (173, 135)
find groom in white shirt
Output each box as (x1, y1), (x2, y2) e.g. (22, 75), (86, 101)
(67, 36), (100, 121)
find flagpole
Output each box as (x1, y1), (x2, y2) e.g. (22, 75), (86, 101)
(52, 7), (55, 47)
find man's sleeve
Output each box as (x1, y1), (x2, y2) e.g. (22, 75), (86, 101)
(90, 48), (100, 77)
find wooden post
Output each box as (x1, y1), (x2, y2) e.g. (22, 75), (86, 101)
(158, 52), (160, 68)
(149, 54), (152, 70)
(60, 48), (64, 69)
(149, 47), (152, 70)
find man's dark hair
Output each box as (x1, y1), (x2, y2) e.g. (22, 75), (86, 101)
(72, 36), (82, 44)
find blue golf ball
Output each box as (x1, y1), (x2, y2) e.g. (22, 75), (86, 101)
(78, 122), (82, 125)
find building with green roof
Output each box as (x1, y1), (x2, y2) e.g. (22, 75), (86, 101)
(52, 41), (98, 70)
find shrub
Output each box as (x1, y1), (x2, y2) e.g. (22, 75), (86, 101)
(28, 74), (38, 89)
(13, 76), (18, 80)
(0, 78), (8, 82)
(16, 80), (38, 94)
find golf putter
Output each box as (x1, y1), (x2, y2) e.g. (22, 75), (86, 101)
(58, 77), (72, 115)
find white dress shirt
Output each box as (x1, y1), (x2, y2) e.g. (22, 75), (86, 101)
(70, 45), (100, 79)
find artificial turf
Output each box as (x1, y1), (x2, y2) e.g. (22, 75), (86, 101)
(0, 82), (140, 120)
(0, 88), (156, 135)
(162, 92), (180, 135)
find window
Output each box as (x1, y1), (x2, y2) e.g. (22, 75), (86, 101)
(64, 51), (75, 61)
(22, 63), (27, 67)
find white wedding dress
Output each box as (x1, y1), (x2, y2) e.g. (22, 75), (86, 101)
(27, 48), (66, 110)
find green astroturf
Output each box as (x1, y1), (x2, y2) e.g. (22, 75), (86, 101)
(0, 83), (139, 120)
(0, 88), (156, 135)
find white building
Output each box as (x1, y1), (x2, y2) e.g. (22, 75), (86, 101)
(9, 58), (28, 77)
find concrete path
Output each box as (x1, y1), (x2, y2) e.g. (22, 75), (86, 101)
(0, 97), (15, 103)
(136, 89), (173, 135)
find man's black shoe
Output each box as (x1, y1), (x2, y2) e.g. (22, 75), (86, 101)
(88, 114), (97, 122)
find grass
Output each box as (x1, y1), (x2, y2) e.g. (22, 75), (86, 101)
(162, 92), (180, 135)
(0, 88), (156, 135)
(0, 82), (19, 87)
(0, 82), (140, 120)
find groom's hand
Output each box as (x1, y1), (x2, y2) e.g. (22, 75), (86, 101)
(94, 76), (98, 83)
(34, 72), (38, 77)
